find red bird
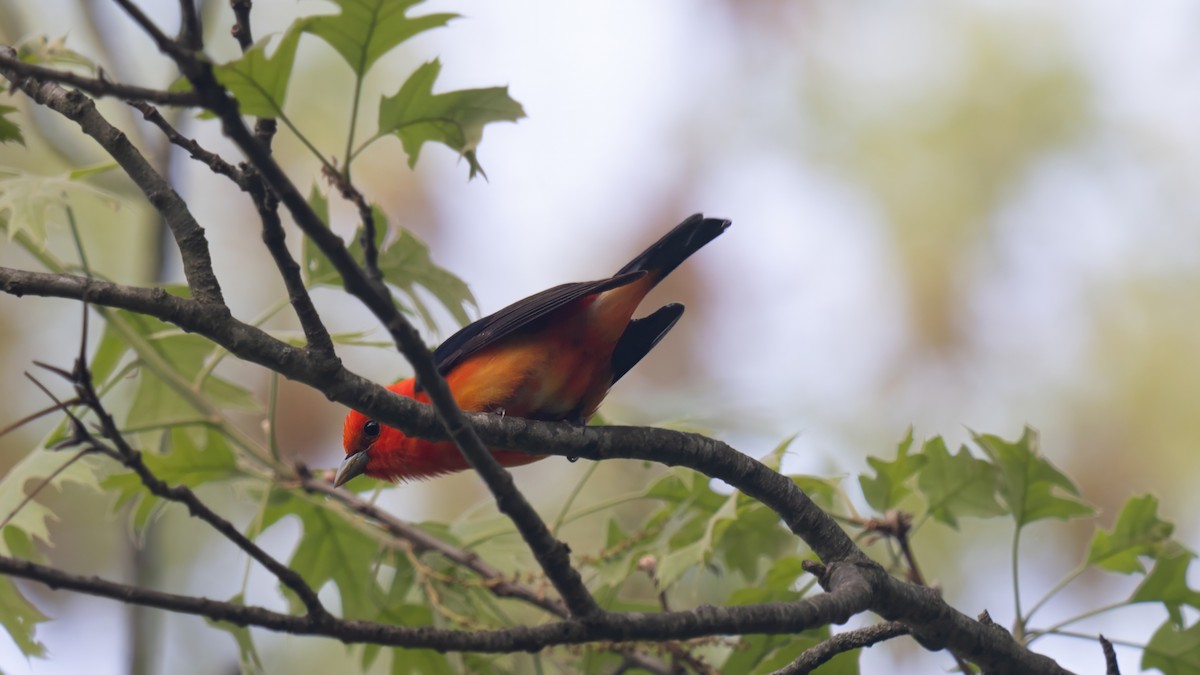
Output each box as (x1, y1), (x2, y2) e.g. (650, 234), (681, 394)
(335, 214), (730, 486)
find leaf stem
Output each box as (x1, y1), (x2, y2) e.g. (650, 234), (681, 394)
(275, 109), (337, 175)
(267, 373), (281, 463)
(192, 296), (291, 386)
(552, 461), (600, 535)
(1026, 600), (1130, 645)
(64, 202), (90, 276)
(1024, 563), (1088, 624)
(1043, 629), (1144, 650)
(343, 72), (364, 178)
(1012, 525), (1025, 640)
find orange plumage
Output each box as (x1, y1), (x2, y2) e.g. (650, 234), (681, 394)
(336, 215), (729, 485)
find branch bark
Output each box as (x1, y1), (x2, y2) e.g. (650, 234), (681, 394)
(0, 553), (871, 651)
(0, 53), (201, 106)
(773, 622), (909, 674)
(0, 46), (226, 305)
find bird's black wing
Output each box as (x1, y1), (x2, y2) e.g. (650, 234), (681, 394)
(431, 271), (647, 375)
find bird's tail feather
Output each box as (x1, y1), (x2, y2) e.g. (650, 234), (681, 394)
(616, 214), (730, 284)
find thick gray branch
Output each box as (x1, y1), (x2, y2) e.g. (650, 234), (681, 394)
(0, 553), (868, 651)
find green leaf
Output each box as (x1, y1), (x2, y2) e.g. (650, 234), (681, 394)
(859, 426), (927, 512)
(0, 577), (47, 657)
(656, 538), (707, 588)
(643, 468), (727, 586)
(304, 195), (476, 328)
(212, 26), (303, 118)
(302, 0), (455, 77)
(724, 628), (836, 675)
(0, 442), (101, 557)
(713, 494), (794, 582)
(1132, 547), (1200, 624)
(67, 162), (119, 181)
(101, 427), (241, 536)
(0, 170), (122, 247)
(378, 60), (525, 178)
(645, 468), (724, 511)
(974, 427), (1093, 528)
(592, 518), (640, 588)
(790, 474), (843, 512)
(0, 105), (25, 146)
(378, 225), (476, 328)
(1144, 619), (1200, 674)
(117, 311), (259, 430)
(1087, 494), (1174, 574)
(15, 35), (96, 71)
(89, 318), (134, 387)
(262, 491), (383, 619)
(916, 437), (1005, 527)
(761, 434), (797, 472)
(205, 594), (263, 674)
(727, 555), (808, 605)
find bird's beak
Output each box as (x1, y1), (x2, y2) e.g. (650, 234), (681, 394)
(334, 450), (369, 487)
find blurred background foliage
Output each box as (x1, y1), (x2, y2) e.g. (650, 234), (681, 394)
(2, 0), (1199, 673)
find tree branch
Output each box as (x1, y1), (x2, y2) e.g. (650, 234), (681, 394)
(230, 0), (255, 51)
(297, 470), (568, 618)
(111, 0), (194, 63)
(773, 621), (909, 674)
(217, 4), (335, 358)
(0, 46), (225, 305)
(0, 553), (871, 651)
(37, 351), (331, 621)
(0, 53), (201, 106)
(127, 100), (244, 184)
(177, 0), (203, 51)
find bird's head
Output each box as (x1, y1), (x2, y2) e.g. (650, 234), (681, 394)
(335, 408), (384, 486)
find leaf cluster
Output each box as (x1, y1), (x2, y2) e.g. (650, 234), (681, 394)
(858, 427), (1200, 672)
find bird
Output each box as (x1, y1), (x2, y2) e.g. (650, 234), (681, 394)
(335, 214), (730, 486)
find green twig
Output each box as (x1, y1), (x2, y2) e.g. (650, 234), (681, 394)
(1012, 526), (1025, 640)
(1024, 563), (1088, 624)
(552, 461), (600, 535)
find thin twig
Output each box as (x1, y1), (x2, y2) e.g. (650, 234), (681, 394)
(0, 53), (200, 105)
(298, 469), (568, 616)
(772, 621), (910, 674)
(230, 0), (254, 51)
(0, 398), (81, 438)
(111, 0), (192, 62)
(127, 100), (244, 184)
(0, 551), (874, 650)
(215, 2), (334, 357)
(31, 347), (331, 621)
(1099, 635), (1120, 675)
(177, 0), (203, 51)
(252, 182), (336, 355)
(322, 166), (382, 283)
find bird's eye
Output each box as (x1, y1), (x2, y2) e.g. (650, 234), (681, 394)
(363, 419), (380, 438)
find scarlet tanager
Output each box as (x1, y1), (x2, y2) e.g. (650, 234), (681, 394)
(335, 214), (730, 486)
